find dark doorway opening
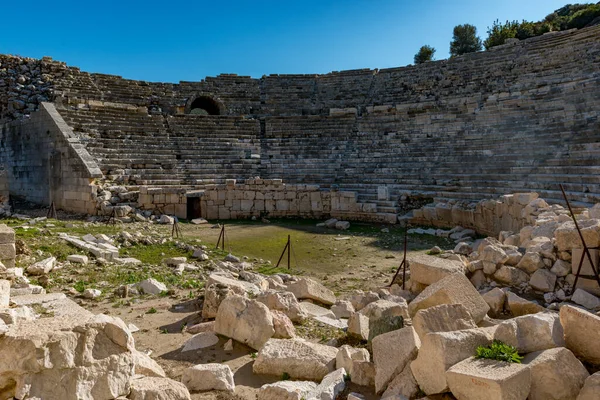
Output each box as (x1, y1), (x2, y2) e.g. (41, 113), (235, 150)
(187, 197), (202, 219)
(189, 96), (221, 115)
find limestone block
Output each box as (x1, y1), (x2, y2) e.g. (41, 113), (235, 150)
(555, 220), (600, 252)
(300, 302), (336, 319)
(0, 224), (15, 244)
(494, 265), (529, 286)
(359, 299), (408, 340)
(214, 295), (274, 350)
(67, 254), (88, 264)
(258, 381), (317, 400)
(0, 280), (9, 308)
(493, 312), (564, 353)
(410, 328), (493, 395)
(577, 372), (600, 400)
(381, 364), (419, 400)
(522, 347), (589, 400)
(446, 357), (530, 400)
(559, 304), (600, 364)
(256, 290), (307, 322)
(482, 288), (506, 317)
(529, 269), (557, 292)
(408, 273), (490, 323)
(129, 377), (191, 400)
(506, 291), (545, 316)
(336, 345), (369, 376)
(373, 326), (420, 394)
(206, 274), (261, 295)
(572, 288), (600, 310)
(412, 303), (477, 339)
(351, 361), (375, 387)
(516, 252), (545, 274)
(348, 312), (369, 340)
(0, 314), (135, 400)
(550, 259), (571, 277)
(181, 364), (235, 392)
(136, 278), (167, 295)
(272, 310), (296, 338)
(287, 278), (336, 305)
(331, 300), (354, 318)
(253, 339), (338, 381)
(132, 350), (166, 378)
(309, 368), (346, 400)
(26, 256), (55, 275)
(408, 253), (464, 285)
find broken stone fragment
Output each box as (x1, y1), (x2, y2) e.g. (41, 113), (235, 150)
(253, 338), (338, 381)
(522, 347), (589, 400)
(181, 363), (235, 392)
(410, 328), (493, 395)
(446, 357), (531, 400)
(412, 303), (477, 339)
(129, 377), (191, 400)
(493, 312), (564, 353)
(408, 253), (465, 286)
(372, 326), (420, 394)
(408, 273), (489, 323)
(559, 304), (600, 364)
(214, 295), (274, 350)
(287, 278), (336, 305)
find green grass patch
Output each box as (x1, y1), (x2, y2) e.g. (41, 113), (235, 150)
(475, 340), (523, 364)
(121, 242), (192, 265)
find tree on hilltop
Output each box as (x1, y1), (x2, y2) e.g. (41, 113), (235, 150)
(414, 45), (436, 64)
(450, 24), (483, 57)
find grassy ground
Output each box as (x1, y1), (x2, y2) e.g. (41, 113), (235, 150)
(8, 217), (454, 298)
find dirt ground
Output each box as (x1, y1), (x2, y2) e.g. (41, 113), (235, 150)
(8, 216), (454, 399)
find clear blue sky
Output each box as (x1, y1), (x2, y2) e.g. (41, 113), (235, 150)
(2, 0), (572, 82)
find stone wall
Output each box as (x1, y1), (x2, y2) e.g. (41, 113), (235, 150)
(0, 102), (102, 214)
(137, 186), (188, 219)
(187, 179), (395, 223)
(409, 193), (552, 237)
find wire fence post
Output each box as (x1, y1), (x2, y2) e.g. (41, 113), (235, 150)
(276, 235), (291, 269)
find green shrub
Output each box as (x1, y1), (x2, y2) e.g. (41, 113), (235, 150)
(475, 340), (523, 364)
(567, 5), (600, 29)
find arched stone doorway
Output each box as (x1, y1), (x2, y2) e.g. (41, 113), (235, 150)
(185, 95), (224, 115)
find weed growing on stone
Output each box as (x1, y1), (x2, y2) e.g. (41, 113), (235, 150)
(475, 340), (523, 363)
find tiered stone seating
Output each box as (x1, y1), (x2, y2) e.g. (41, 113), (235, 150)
(166, 115), (261, 183)
(44, 25), (600, 209)
(58, 107), (261, 186)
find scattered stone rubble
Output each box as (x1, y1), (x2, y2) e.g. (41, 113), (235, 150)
(0, 192), (599, 399)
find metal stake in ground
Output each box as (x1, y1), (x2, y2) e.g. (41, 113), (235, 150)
(275, 235), (292, 270)
(46, 201), (58, 219)
(390, 226), (409, 289)
(216, 225), (226, 250)
(105, 208), (117, 226)
(559, 184), (600, 291)
(171, 217), (182, 238)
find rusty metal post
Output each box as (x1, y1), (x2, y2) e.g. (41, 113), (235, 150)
(276, 235), (291, 269)
(559, 184), (600, 290)
(390, 227), (409, 288)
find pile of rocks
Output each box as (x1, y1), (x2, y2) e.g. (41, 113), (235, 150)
(174, 245), (600, 399)
(409, 194), (600, 315)
(0, 55), (53, 120)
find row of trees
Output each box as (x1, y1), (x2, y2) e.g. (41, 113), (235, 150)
(413, 2), (600, 64)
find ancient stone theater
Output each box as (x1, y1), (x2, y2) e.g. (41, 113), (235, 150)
(1, 26), (599, 222)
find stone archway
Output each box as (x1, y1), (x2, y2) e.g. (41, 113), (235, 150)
(185, 94), (225, 115)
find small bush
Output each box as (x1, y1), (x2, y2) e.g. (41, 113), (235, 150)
(475, 340), (523, 363)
